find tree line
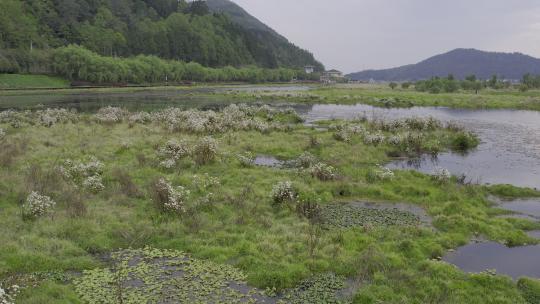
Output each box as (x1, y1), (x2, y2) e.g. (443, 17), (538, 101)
(389, 74), (514, 93)
(49, 45), (316, 84)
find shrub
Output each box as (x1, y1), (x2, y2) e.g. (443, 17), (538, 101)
(95, 107), (127, 124)
(363, 132), (385, 146)
(0, 284), (19, 304)
(112, 168), (142, 198)
(82, 175), (105, 193)
(236, 152), (255, 167)
(150, 178), (189, 214)
(22, 191), (56, 219)
(270, 181), (297, 206)
(309, 163), (338, 181)
(433, 167), (451, 183)
(333, 129), (351, 143)
(0, 128), (5, 140)
(367, 166), (395, 182)
(193, 136), (218, 165)
(157, 139), (191, 168)
(292, 152), (318, 169)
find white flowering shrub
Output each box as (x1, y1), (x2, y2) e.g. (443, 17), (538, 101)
(0, 284), (19, 304)
(192, 174), (221, 192)
(152, 178), (189, 214)
(236, 152), (255, 167)
(363, 132), (385, 146)
(128, 112), (152, 124)
(157, 139), (191, 168)
(37, 108), (78, 127)
(387, 134), (404, 146)
(309, 163), (338, 181)
(95, 107), (127, 124)
(433, 167), (452, 183)
(22, 191), (56, 219)
(292, 152), (318, 169)
(82, 175), (105, 193)
(270, 181), (297, 206)
(193, 136), (218, 165)
(333, 129), (351, 143)
(0, 128), (5, 140)
(59, 157), (105, 192)
(370, 165), (395, 181)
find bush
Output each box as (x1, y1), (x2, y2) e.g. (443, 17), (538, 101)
(59, 157), (105, 193)
(157, 139), (191, 169)
(150, 178), (189, 214)
(193, 136), (218, 165)
(0, 128), (5, 140)
(309, 163), (338, 181)
(296, 199), (322, 222)
(292, 152), (318, 169)
(433, 167), (451, 183)
(95, 107), (127, 124)
(22, 191), (56, 219)
(270, 181), (297, 206)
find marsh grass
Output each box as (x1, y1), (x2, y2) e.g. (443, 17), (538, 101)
(0, 107), (538, 303)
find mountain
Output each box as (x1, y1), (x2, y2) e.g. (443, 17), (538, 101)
(0, 0), (322, 71)
(206, 0), (324, 71)
(348, 49), (540, 81)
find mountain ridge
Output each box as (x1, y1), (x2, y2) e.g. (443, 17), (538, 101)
(348, 49), (540, 81)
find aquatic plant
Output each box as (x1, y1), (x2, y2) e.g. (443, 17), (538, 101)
(193, 136), (218, 165)
(150, 178), (189, 214)
(320, 203), (420, 228)
(74, 247), (272, 303)
(282, 273), (350, 304)
(452, 131), (478, 151)
(271, 181), (297, 206)
(309, 162), (338, 181)
(22, 191), (56, 219)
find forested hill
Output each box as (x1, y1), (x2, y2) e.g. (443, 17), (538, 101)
(348, 49), (540, 81)
(0, 0), (323, 70)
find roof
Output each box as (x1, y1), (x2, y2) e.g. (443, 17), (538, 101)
(327, 69), (342, 73)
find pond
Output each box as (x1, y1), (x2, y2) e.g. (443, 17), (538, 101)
(296, 104), (540, 189)
(443, 242), (540, 279)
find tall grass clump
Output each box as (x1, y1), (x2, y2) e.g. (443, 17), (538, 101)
(193, 136), (218, 165)
(451, 131), (479, 151)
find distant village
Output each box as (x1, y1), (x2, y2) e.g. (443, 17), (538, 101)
(303, 65), (368, 84)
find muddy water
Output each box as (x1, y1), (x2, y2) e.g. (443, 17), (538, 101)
(443, 242), (540, 279)
(296, 104), (540, 189)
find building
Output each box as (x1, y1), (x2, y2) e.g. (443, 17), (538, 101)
(304, 65), (315, 74)
(320, 69), (344, 83)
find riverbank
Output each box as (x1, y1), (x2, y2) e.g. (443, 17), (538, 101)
(1, 106), (539, 303)
(220, 84), (540, 111)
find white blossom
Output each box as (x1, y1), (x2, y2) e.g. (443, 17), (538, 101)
(22, 191), (56, 219)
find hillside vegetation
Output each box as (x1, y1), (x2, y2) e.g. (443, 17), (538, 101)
(0, 0), (323, 76)
(348, 49), (540, 81)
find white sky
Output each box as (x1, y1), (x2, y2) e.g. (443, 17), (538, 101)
(231, 0), (540, 73)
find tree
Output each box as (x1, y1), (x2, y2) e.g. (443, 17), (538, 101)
(185, 0), (209, 16)
(389, 82), (398, 90)
(401, 82), (411, 89)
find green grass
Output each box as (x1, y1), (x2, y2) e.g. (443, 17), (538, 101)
(1, 108), (540, 303)
(221, 84), (540, 111)
(0, 74), (70, 89)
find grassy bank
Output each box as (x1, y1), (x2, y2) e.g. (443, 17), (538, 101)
(0, 74), (69, 89)
(222, 84), (540, 111)
(1, 106), (539, 303)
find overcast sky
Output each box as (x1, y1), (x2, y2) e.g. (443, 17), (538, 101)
(231, 0), (540, 73)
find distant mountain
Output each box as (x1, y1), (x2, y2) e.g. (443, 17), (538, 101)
(206, 0), (324, 70)
(347, 49), (540, 81)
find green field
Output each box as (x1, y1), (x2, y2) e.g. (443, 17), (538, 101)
(0, 74), (70, 89)
(1, 106), (539, 303)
